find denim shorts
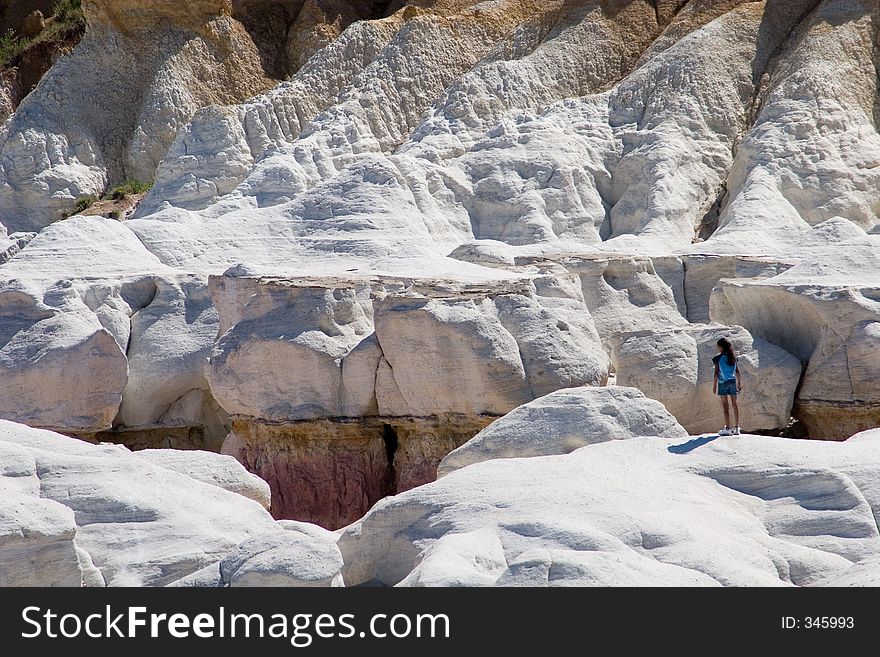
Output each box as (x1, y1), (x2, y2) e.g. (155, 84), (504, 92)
(717, 379), (737, 396)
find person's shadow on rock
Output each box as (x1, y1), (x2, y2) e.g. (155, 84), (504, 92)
(667, 435), (719, 454)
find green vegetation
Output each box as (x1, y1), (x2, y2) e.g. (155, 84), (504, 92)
(105, 179), (153, 200)
(0, 29), (27, 68)
(71, 194), (99, 215)
(0, 1), (84, 69)
(40, 0), (86, 47)
(60, 180), (151, 220)
(52, 0), (84, 25)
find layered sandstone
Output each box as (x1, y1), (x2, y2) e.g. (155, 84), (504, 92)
(0, 420), (341, 587)
(207, 268), (610, 526)
(1, 0), (880, 549)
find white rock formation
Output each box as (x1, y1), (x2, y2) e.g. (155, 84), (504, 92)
(0, 215), (233, 444)
(207, 274), (378, 423)
(438, 386), (687, 476)
(713, 0), (880, 252)
(207, 269), (609, 423)
(561, 255), (688, 343)
(711, 242), (880, 438)
(0, 0), (273, 231)
(0, 420), (341, 587)
(340, 431), (880, 587)
(3, 1), (876, 444)
(374, 289), (609, 416)
(170, 527), (345, 587)
(679, 255), (795, 323)
(1, 1), (880, 556)
(115, 275), (224, 437)
(205, 266), (609, 526)
(137, 12), (409, 216)
(0, 278), (128, 432)
(612, 324), (802, 434)
(132, 449), (271, 509)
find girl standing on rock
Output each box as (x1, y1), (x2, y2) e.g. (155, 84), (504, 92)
(713, 337), (742, 436)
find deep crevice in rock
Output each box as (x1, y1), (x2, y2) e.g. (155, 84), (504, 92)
(225, 415), (493, 529)
(714, 0), (824, 221)
(382, 422), (399, 494)
(695, 182), (726, 242)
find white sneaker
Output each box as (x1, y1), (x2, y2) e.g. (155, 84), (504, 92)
(719, 427), (733, 436)
(733, 427), (741, 435)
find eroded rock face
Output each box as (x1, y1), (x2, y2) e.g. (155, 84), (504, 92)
(560, 255), (688, 344)
(115, 276), (223, 434)
(0, 0), (273, 230)
(207, 276), (378, 422)
(206, 267), (609, 526)
(2, 1), (878, 257)
(713, 0), (880, 250)
(711, 245), (880, 439)
(0, 279), (128, 432)
(0, 420), (342, 587)
(373, 289), (611, 416)
(2, 1), (880, 563)
(0, 216), (229, 443)
(611, 325), (802, 434)
(340, 432), (880, 587)
(135, 0), (568, 223)
(681, 255), (795, 324)
(222, 415), (489, 528)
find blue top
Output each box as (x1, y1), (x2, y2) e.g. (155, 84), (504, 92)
(713, 354), (737, 382)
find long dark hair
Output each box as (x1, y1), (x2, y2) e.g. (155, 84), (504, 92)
(717, 338), (736, 366)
